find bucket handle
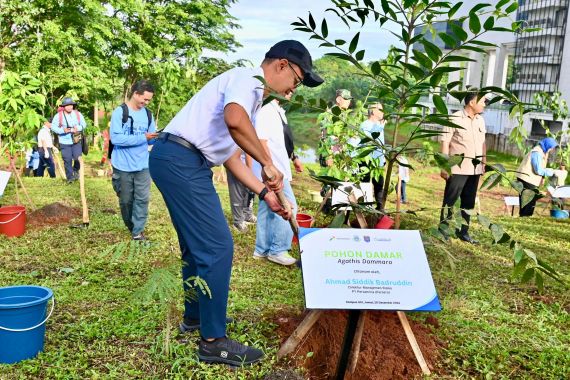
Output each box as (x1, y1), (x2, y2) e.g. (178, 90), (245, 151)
(0, 297), (55, 332)
(0, 212), (23, 225)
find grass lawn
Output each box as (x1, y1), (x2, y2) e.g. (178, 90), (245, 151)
(0, 151), (569, 379)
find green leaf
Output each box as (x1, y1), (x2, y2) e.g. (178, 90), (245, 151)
(402, 63), (426, 81)
(535, 273), (544, 293)
(521, 268), (535, 283)
(355, 50), (365, 61)
(520, 189), (536, 210)
(371, 61), (381, 75)
(477, 214), (491, 229)
(496, 0), (510, 9)
(329, 212), (346, 228)
(448, 2), (463, 18)
(505, 2), (519, 14)
(349, 32), (360, 54)
(469, 13), (481, 34)
(449, 22), (469, 41)
(490, 223), (505, 243)
(321, 19), (328, 38)
(420, 39), (442, 61)
(432, 95), (448, 114)
(483, 16), (495, 30)
(469, 4), (492, 15)
(309, 13), (316, 29)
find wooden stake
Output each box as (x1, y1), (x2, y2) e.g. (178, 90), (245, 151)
(395, 175), (402, 229)
(277, 310), (323, 359)
(346, 192), (369, 374)
(313, 188), (331, 224)
(397, 311), (431, 375)
(9, 157), (35, 209)
(78, 156), (89, 224)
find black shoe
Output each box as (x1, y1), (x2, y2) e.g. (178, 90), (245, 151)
(456, 232), (479, 245)
(198, 336), (264, 366)
(180, 317), (235, 333)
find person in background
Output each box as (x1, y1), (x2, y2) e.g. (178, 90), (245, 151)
(398, 155), (410, 204)
(253, 92), (298, 266)
(37, 120), (56, 178)
(439, 91), (488, 244)
(24, 147), (40, 177)
(227, 149), (256, 231)
(516, 137), (558, 217)
(110, 80), (157, 241)
(51, 97), (86, 183)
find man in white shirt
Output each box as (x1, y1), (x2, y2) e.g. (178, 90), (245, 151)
(253, 94), (297, 266)
(37, 120), (56, 178)
(148, 40), (323, 366)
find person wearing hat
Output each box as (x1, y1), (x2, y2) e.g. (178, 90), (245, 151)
(51, 97), (86, 183)
(110, 80), (158, 241)
(149, 40), (323, 366)
(516, 137), (558, 217)
(439, 91), (488, 244)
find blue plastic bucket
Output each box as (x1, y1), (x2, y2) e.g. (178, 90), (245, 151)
(0, 286), (54, 364)
(550, 209), (569, 219)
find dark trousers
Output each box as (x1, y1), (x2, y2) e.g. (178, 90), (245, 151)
(400, 181), (407, 202)
(37, 148), (56, 178)
(60, 143), (82, 180)
(518, 180), (539, 217)
(362, 171), (384, 210)
(111, 168), (151, 235)
(149, 138), (233, 339)
(440, 174), (480, 235)
(227, 169), (254, 224)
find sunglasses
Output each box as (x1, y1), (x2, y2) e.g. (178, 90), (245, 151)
(287, 62), (304, 88)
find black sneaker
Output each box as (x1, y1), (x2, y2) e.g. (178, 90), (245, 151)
(198, 336), (264, 366)
(455, 231), (479, 245)
(179, 317), (234, 333)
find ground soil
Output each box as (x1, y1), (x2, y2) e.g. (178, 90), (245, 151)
(276, 310), (443, 380)
(27, 202), (81, 227)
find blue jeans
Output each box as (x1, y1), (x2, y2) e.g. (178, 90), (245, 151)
(111, 168), (151, 235)
(60, 143), (82, 180)
(149, 137), (233, 339)
(255, 179), (297, 256)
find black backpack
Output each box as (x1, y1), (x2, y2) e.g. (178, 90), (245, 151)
(108, 103), (152, 159)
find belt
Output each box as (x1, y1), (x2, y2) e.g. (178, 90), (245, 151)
(159, 132), (198, 152)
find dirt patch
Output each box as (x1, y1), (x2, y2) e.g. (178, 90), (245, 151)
(276, 310), (443, 380)
(263, 369), (305, 380)
(28, 202), (81, 227)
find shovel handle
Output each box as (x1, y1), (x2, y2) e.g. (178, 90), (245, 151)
(263, 166), (300, 236)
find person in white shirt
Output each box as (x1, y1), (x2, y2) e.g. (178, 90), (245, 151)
(148, 40), (323, 366)
(37, 120), (56, 178)
(252, 94), (298, 266)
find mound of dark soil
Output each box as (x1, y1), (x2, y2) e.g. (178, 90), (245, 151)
(276, 310), (442, 380)
(28, 202), (81, 227)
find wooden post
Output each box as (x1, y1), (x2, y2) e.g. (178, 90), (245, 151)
(52, 150), (67, 179)
(78, 156), (89, 225)
(395, 175), (402, 229)
(346, 192), (368, 374)
(277, 310), (324, 359)
(397, 311), (431, 375)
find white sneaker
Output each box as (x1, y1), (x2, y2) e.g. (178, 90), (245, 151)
(244, 215), (257, 224)
(253, 251), (267, 260)
(267, 252), (296, 266)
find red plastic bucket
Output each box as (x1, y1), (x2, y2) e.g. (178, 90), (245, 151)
(0, 206), (26, 237)
(375, 215), (394, 230)
(293, 213), (314, 243)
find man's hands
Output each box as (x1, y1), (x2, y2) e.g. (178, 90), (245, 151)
(64, 127), (78, 134)
(293, 157), (303, 173)
(262, 164), (284, 192)
(44, 151), (50, 159)
(440, 170), (449, 180)
(263, 190), (292, 220)
(145, 132), (159, 141)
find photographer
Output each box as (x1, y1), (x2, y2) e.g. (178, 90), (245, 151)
(51, 97), (86, 183)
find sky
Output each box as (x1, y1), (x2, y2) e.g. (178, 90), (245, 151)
(204, 0), (400, 65)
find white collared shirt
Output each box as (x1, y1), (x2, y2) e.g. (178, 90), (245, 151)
(37, 127), (54, 148)
(163, 67), (265, 166)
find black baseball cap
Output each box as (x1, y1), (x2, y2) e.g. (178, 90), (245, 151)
(265, 40), (324, 88)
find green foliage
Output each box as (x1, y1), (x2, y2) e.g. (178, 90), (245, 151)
(0, 71), (45, 156)
(288, 0), (564, 289)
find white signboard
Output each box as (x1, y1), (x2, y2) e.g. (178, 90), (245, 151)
(331, 182), (374, 209)
(300, 228), (441, 311)
(0, 171), (11, 197)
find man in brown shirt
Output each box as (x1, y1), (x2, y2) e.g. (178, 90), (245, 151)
(439, 91), (488, 244)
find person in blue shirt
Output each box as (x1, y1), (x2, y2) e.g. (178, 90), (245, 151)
(110, 80), (158, 240)
(516, 137), (558, 216)
(51, 97), (86, 183)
